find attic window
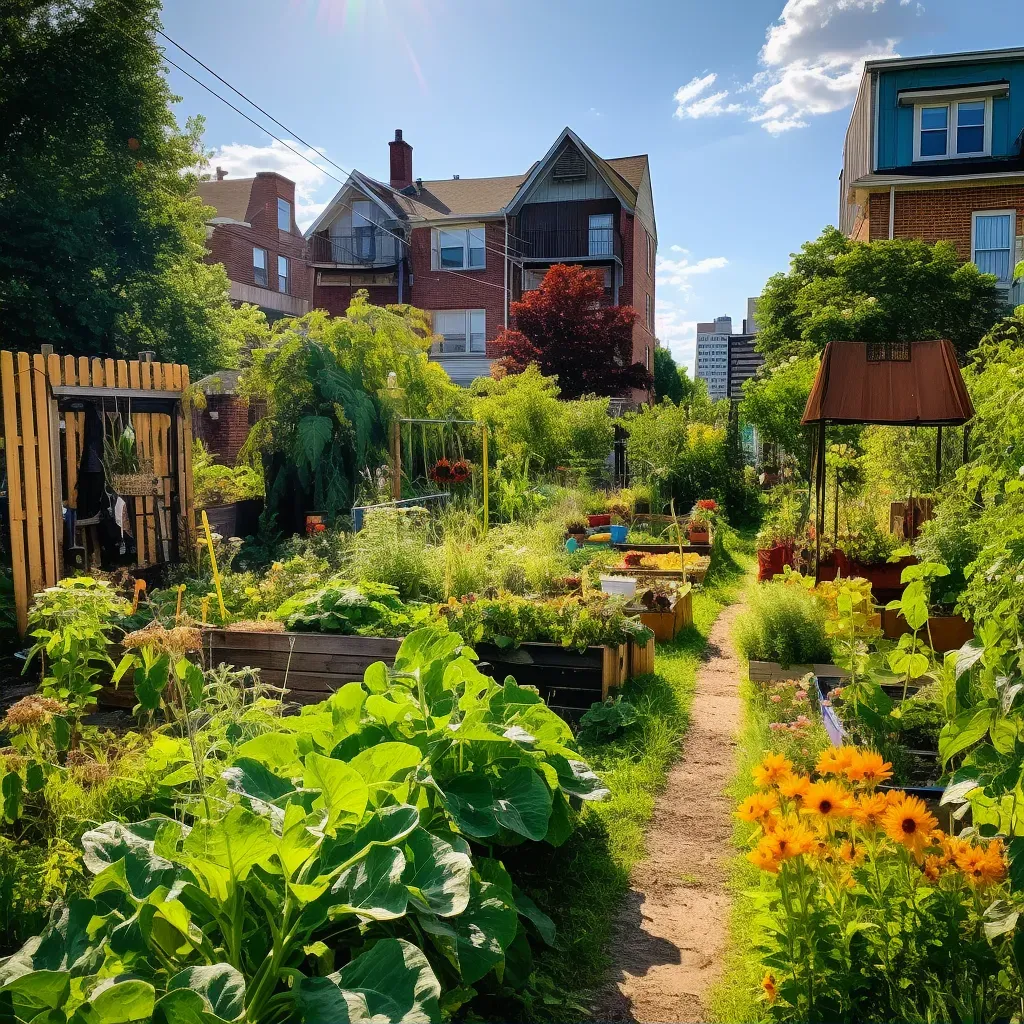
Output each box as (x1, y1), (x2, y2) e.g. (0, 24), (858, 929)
(552, 147), (587, 180)
(866, 341), (911, 362)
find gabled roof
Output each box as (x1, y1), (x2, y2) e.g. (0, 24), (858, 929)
(802, 340), (974, 426)
(196, 177), (255, 224)
(305, 128), (651, 237)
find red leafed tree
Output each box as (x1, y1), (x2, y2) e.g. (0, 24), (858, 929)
(493, 264), (653, 399)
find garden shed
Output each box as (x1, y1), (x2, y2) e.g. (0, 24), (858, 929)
(0, 351), (196, 633)
(801, 339), (974, 578)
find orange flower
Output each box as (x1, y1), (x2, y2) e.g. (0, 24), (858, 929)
(845, 750), (893, 787)
(761, 820), (816, 863)
(778, 773), (811, 803)
(737, 792), (779, 824)
(882, 795), (938, 859)
(762, 971), (778, 1004)
(955, 840), (1007, 888)
(753, 752), (793, 789)
(803, 780), (853, 820)
(748, 844), (780, 873)
(838, 839), (864, 865)
(816, 746), (857, 777)
(922, 854), (944, 882)
(853, 792), (890, 831)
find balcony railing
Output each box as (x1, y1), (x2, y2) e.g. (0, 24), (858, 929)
(516, 227), (622, 262)
(309, 230), (400, 266)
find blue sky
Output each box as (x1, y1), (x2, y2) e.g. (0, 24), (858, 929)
(162, 0), (1017, 373)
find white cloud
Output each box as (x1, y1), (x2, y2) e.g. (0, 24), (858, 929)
(206, 139), (331, 229)
(655, 300), (699, 369)
(656, 255), (730, 291)
(670, 244), (689, 253)
(672, 0), (923, 134)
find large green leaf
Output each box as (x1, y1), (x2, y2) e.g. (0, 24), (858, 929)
(86, 979), (155, 1022)
(295, 938), (441, 1023)
(302, 753), (368, 832)
(330, 845), (408, 921)
(320, 805), (420, 873)
(222, 758), (296, 825)
(348, 743), (422, 807)
(492, 768), (552, 841)
(433, 773), (497, 839)
(421, 875), (517, 985)
(234, 733), (302, 777)
(181, 806), (277, 900)
(939, 708), (992, 765)
(403, 829), (471, 918)
(550, 755), (610, 802)
(166, 965), (244, 1021)
(296, 415), (334, 470)
(81, 822), (177, 899)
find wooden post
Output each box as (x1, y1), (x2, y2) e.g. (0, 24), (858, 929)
(391, 418), (402, 500)
(481, 423), (489, 532)
(814, 420), (826, 584)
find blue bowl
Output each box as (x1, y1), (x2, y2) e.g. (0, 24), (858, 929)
(609, 525), (628, 543)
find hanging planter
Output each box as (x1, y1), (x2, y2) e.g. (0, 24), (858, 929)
(428, 457), (472, 486)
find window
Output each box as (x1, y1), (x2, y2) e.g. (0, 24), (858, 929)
(915, 98), (991, 161)
(434, 310), (486, 353)
(278, 255), (289, 294)
(352, 201), (376, 261)
(277, 198), (291, 231)
(972, 211), (1015, 283)
(253, 247), (267, 287)
(589, 214), (614, 257)
(646, 231), (655, 276)
(435, 228), (485, 270)
(645, 293), (653, 332)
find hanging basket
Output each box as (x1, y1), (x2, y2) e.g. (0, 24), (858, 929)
(111, 458), (160, 496)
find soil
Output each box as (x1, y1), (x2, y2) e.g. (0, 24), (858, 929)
(595, 598), (747, 1024)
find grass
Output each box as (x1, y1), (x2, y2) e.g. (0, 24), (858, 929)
(511, 529), (755, 1019)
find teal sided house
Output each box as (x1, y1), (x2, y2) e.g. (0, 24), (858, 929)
(840, 46), (1024, 304)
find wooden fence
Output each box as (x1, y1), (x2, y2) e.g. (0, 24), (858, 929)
(1, 352), (195, 634)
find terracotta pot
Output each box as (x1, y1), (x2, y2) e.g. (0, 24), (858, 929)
(881, 608), (974, 652)
(687, 528), (709, 544)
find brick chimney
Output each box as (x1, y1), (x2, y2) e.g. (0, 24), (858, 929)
(215, 166), (228, 181)
(389, 129), (413, 190)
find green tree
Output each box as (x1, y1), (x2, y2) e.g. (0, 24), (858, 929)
(755, 226), (1007, 365)
(741, 356), (819, 471)
(653, 345), (684, 404)
(0, 0), (240, 373)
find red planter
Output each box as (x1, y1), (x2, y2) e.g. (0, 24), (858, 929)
(881, 608), (974, 652)
(588, 514), (611, 528)
(757, 544), (791, 582)
(847, 556), (917, 592)
(687, 529), (709, 544)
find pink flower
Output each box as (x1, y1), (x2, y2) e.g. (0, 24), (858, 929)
(794, 690), (807, 701)
(770, 694), (782, 703)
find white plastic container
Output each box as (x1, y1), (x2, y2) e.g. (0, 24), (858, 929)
(600, 575), (637, 598)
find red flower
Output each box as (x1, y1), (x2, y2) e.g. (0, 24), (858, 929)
(697, 499), (718, 511)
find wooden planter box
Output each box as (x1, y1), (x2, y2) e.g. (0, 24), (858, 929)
(748, 660), (848, 684)
(687, 529), (709, 545)
(632, 591), (693, 642)
(608, 564), (710, 587)
(200, 498), (264, 540)
(99, 630), (652, 724)
(757, 544), (792, 582)
(611, 540), (712, 557)
(881, 608), (973, 652)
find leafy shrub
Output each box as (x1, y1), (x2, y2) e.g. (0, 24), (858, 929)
(346, 506), (432, 599)
(735, 581), (832, 666)
(913, 493), (979, 606)
(192, 439), (264, 508)
(578, 696), (638, 742)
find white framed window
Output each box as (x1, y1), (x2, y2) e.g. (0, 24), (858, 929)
(972, 210), (1016, 284)
(277, 255), (289, 294)
(434, 309), (486, 353)
(589, 214), (614, 257)
(277, 198), (291, 231)
(253, 247), (268, 287)
(433, 227), (485, 270)
(914, 98), (992, 161)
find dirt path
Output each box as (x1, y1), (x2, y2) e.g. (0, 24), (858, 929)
(596, 598), (747, 1024)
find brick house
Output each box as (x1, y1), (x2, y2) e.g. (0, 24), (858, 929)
(305, 128), (658, 403)
(840, 47), (1024, 304)
(197, 170), (312, 321)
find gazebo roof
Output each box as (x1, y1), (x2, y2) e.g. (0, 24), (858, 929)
(801, 339), (974, 426)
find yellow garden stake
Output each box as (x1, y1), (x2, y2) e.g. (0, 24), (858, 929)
(131, 578), (146, 615)
(175, 584), (186, 625)
(201, 595), (210, 626)
(201, 510), (227, 622)
(480, 422), (489, 533)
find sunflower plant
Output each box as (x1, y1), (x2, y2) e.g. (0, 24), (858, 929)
(740, 746), (1020, 1021)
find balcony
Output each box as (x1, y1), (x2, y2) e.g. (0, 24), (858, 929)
(309, 230), (400, 267)
(516, 226), (622, 263)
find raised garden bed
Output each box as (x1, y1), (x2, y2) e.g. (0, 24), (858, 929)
(880, 607), (974, 653)
(630, 591), (693, 642)
(611, 540), (712, 557)
(99, 629), (653, 723)
(748, 660), (848, 684)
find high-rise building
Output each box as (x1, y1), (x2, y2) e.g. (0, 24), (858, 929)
(695, 317), (731, 399)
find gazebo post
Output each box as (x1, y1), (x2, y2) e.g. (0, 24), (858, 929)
(935, 425), (943, 488)
(815, 420), (826, 584)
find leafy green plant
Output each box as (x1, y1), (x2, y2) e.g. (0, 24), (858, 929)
(346, 506), (432, 600)
(193, 439), (264, 508)
(24, 578), (129, 732)
(578, 696), (638, 742)
(101, 420), (140, 476)
(274, 578), (432, 636)
(734, 580), (832, 667)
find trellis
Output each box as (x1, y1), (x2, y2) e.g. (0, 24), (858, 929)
(0, 351), (196, 633)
